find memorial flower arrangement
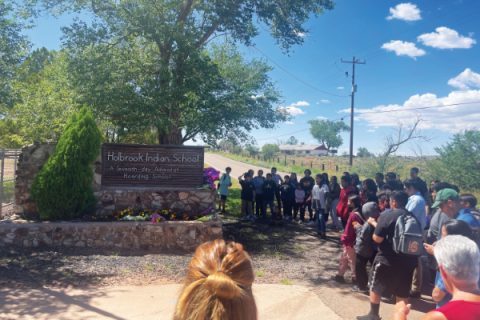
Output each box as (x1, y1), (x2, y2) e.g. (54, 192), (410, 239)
(113, 206), (215, 222)
(203, 167), (220, 190)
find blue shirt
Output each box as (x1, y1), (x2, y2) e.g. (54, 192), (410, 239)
(457, 208), (480, 229)
(406, 192), (427, 230)
(218, 174), (231, 196)
(252, 176), (265, 194)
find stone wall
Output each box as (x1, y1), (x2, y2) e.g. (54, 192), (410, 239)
(0, 220), (223, 252)
(14, 143), (216, 219)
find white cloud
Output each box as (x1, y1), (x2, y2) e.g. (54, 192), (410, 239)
(285, 121), (295, 125)
(381, 40), (426, 59)
(337, 86), (345, 90)
(279, 106), (305, 116)
(319, 99), (331, 104)
(291, 100), (310, 107)
(316, 116), (328, 120)
(448, 68), (480, 90)
(418, 27), (476, 49)
(387, 3), (422, 21)
(349, 89), (480, 133)
(367, 129), (376, 133)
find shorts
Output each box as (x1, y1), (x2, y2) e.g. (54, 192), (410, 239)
(369, 257), (415, 298)
(220, 195), (227, 201)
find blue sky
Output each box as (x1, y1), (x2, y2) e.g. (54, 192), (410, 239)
(23, 0), (480, 155)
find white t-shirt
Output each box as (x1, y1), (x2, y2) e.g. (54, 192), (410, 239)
(312, 184), (330, 209)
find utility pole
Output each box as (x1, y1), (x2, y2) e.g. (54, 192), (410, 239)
(341, 56), (366, 166)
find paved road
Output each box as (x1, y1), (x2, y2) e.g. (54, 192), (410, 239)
(205, 153), (288, 178)
(1, 284), (343, 320)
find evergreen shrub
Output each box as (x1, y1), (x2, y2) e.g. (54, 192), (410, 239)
(31, 107), (101, 220)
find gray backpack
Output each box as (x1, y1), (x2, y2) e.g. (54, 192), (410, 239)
(355, 222), (374, 258)
(392, 212), (424, 256)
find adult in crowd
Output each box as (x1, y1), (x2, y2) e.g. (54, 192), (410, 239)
(394, 235), (480, 320)
(404, 179), (427, 299)
(328, 175), (342, 231)
(252, 170), (266, 218)
(427, 183), (460, 244)
(271, 167), (283, 213)
(357, 191), (418, 320)
(375, 173), (385, 190)
(218, 167), (232, 213)
(174, 239), (257, 320)
(336, 175), (356, 228)
(299, 169), (315, 223)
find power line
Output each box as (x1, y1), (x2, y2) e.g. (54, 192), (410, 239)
(250, 46), (350, 98)
(355, 100), (480, 115)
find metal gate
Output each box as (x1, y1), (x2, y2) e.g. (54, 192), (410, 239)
(0, 149), (21, 217)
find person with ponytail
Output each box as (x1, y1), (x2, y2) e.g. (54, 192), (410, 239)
(174, 239), (257, 320)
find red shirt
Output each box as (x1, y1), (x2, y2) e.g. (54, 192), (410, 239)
(341, 210), (364, 247)
(336, 186), (356, 220)
(436, 300), (480, 320)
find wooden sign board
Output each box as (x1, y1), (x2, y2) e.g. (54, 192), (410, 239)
(101, 144), (204, 188)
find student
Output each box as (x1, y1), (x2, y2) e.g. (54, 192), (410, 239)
(294, 184), (305, 221)
(353, 202), (380, 294)
(361, 179), (378, 204)
(312, 174), (330, 239)
(271, 167), (283, 212)
(334, 195), (364, 284)
(329, 175), (342, 231)
(262, 173), (277, 220)
(252, 170), (266, 217)
(290, 172), (299, 188)
(174, 239), (257, 320)
(409, 167), (429, 202)
(280, 175), (295, 221)
(218, 167), (232, 213)
(239, 173), (255, 221)
(336, 175), (356, 228)
(299, 169), (315, 223)
(375, 173), (385, 190)
(357, 191), (418, 320)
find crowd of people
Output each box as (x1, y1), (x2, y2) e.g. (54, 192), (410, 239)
(212, 165), (480, 320)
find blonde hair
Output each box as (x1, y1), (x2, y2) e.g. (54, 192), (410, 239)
(173, 239), (257, 320)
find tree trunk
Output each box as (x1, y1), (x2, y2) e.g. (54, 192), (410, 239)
(157, 127), (183, 145)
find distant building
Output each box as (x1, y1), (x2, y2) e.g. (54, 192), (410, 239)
(279, 144), (329, 156)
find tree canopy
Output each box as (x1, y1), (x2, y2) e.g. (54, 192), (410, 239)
(19, 0), (334, 145)
(308, 119), (349, 151)
(433, 130), (480, 191)
(262, 143), (279, 160)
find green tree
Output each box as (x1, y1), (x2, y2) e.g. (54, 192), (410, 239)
(357, 147), (373, 157)
(433, 131), (480, 191)
(286, 136), (299, 145)
(23, 0), (333, 144)
(0, 0), (29, 110)
(245, 144), (259, 157)
(262, 144), (280, 160)
(10, 50), (78, 143)
(31, 107), (102, 220)
(308, 120), (349, 151)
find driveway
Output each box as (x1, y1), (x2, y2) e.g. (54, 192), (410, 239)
(205, 153), (288, 178)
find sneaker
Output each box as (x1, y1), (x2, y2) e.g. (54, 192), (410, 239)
(333, 275), (345, 283)
(357, 314), (381, 320)
(351, 285), (369, 294)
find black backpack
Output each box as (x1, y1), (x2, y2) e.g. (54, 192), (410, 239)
(392, 211), (424, 256)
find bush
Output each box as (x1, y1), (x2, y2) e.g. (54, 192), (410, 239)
(31, 107), (101, 220)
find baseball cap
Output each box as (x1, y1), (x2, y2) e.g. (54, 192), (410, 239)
(432, 188), (459, 209)
(362, 201), (380, 218)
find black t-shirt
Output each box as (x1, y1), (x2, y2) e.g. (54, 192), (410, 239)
(299, 176), (315, 195)
(374, 208), (418, 267)
(279, 182), (295, 203)
(262, 180), (277, 201)
(240, 180), (255, 201)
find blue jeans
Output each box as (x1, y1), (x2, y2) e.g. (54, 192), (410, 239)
(317, 208), (326, 233)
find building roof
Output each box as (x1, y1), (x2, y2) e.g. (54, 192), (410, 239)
(278, 144), (328, 151)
